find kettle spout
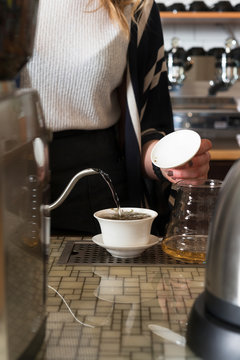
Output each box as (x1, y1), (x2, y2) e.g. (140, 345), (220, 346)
(42, 168), (99, 216)
(41, 168), (99, 255)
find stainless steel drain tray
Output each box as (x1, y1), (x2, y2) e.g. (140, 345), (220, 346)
(58, 240), (203, 266)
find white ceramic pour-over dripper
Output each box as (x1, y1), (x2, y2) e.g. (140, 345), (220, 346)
(151, 129), (201, 169)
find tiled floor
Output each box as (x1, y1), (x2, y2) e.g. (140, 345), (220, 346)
(36, 236), (203, 359)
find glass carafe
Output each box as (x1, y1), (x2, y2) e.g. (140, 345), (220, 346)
(162, 179), (222, 264)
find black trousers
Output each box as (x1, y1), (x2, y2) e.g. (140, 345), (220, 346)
(49, 127), (129, 235)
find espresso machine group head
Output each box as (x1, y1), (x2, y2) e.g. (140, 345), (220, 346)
(208, 38), (240, 95)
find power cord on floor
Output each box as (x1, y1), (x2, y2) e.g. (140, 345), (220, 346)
(48, 284), (95, 328)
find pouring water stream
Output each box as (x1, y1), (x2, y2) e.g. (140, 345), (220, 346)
(41, 168), (123, 254)
(96, 168), (122, 217)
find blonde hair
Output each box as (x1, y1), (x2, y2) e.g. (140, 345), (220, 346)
(99, 1), (144, 35)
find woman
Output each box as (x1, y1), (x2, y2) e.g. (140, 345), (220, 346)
(21, 0), (211, 235)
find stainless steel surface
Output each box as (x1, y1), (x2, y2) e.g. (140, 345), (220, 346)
(173, 111), (240, 137)
(206, 158), (240, 307)
(171, 96), (240, 147)
(171, 96), (238, 111)
(57, 240), (204, 266)
(0, 87), (49, 360)
(184, 56), (215, 82)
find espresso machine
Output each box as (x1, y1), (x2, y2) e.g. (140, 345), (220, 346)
(0, 1), (50, 359)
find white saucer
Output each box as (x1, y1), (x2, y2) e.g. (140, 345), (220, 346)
(92, 234), (161, 259)
(151, 129), (201, 169)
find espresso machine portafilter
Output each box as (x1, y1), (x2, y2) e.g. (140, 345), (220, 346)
(0, 1), (50, 359)
(186, 159), (240, 359)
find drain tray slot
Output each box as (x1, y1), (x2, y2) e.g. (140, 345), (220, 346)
(58, 241), (204, 266)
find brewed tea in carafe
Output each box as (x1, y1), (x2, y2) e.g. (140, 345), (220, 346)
(162, 179), (222, 264)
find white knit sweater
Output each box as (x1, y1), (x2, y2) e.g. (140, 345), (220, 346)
(21, 0), (131, 131)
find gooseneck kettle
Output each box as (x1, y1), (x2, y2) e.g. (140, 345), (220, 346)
(186, 158), (240, 359)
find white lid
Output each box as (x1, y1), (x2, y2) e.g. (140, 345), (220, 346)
(151, 129), (201, 169)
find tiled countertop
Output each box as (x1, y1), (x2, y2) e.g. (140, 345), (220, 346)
(36, 236), (204, 360)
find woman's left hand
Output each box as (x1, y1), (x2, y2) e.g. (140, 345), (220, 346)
(161, 139), (212, 183)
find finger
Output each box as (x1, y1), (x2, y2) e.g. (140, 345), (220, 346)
(188, 160), (193, 167)
(161, 143), (212, 181)
(196, 139), (212, 155)
(169, 162), (210, 180)
(189, 151), (211, 169)
(172, 150), (211, 170)
(161, 168), (177, 183)
(165, 153), (210, 180)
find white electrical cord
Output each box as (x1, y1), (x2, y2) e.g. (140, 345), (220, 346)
(48, 284), (95, 328)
